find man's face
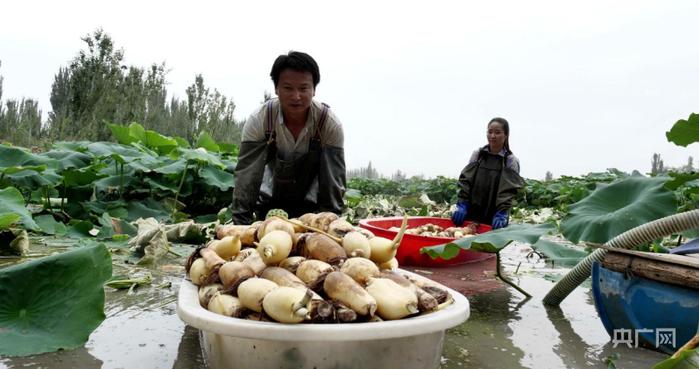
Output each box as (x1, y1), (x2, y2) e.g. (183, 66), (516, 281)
(275, 69), (315, 116)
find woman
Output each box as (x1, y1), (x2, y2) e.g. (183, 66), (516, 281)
(451, 117), (524, 229)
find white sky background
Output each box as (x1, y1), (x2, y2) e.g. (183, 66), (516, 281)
(1, 0), (698, 180)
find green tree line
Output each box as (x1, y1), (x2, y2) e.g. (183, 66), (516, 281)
(0, 29), (242, 148)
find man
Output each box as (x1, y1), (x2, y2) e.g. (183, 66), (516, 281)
(231, 51), (346, 224)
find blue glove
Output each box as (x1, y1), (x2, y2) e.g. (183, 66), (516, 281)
(451, 201), (469, 226)
(491, 210), (509, 229)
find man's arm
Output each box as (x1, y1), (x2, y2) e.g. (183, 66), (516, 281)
(317, 145), (346, 213)
(231, 114), (268, 224)
(317, 112), (346, 214)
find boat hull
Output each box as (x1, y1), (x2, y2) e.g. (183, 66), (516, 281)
(591, 262), (699, 354)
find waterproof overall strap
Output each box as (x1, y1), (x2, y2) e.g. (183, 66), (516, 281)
(265, 100), (276, 144)
(312, 103), (330, 141)
(478, 145), (509, 168)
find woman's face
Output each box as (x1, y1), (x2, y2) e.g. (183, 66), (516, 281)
(487, 122), (507, 150)
(275, 69), (315, 117)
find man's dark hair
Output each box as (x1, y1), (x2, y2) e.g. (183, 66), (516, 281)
(270, 51), (320, 88)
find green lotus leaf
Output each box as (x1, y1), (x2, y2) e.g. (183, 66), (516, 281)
(109, 123), (137, 145)
(80, 200), (127, 218)
(178, 147), (225, 169)
(0, 213), (21, 230)
(86, 142), (143, 164)
(0, 145), (60, 169)
(652, 346), (698, 369)
(0, 165), (47, 175)
(66, 220), (95, 238)
(421, 223), (556, 259)
(93, 175), (134, 201)
(173, 136), (190, 148)
(51, 141), (90, 152)
(6, 168), (63, 189)
(530, 239), (589, 267)
(34, 215), (67, 236)
(144, 177), (178, 193)
(220, 158), (238, 173)
(61, 167), (104, 188)
(126, 199), (171, 222)
(667, 113), (699, 147)
(196, 131), (220, 152)
(0, 187), (39, 231)
(560, 176), (677, 244)
(219, 143), (239, 156)
(42, 149), (93, 170)
(666, 172), (699, 191)
(144, 130), (178, 155)
(128, 122), (147, 142)
(198, 166), (234, 191)
(153, 158), (187, 175)
(344, 189), (363, 208)
(0, 244), (112, 356)
(397, 195), (422, 208)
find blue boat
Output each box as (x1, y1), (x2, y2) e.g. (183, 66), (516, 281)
(591, 246), (699, 355)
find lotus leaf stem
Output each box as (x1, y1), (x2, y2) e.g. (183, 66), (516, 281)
(496, 252), (531, 298)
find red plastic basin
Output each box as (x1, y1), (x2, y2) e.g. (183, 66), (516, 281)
(358, 216), (495, 267)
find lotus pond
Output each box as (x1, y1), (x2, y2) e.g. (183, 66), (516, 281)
(0, 239), (668, 369)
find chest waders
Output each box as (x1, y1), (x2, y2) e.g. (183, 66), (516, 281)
(256, 101), (330, 219)
(459, 150), (524, 225)
(469, 151), (504, 224)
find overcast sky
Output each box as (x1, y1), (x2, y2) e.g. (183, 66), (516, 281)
(1, 0), (697, 180)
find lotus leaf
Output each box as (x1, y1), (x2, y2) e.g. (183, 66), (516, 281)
(0, 187), (39, 231)
(530, 239), (589, 267)
(34, 215), (67, 236)
(560, 176), (677, 244)
(0, 213), (21, 230)
(652, 347), (698, 369)
(42, 149), (92, 170)
(198, 166), (234, 191)
(667, 113), (699, 147)
(196, 131), (220, 152)
(421, 223), (556, 259)
(0, 244), (112, 356)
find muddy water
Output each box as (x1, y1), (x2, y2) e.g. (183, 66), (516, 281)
(0, 243), (668, 369)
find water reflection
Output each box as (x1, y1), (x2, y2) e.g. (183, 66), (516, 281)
(0, 346), (103, 369)
(442, 286), (527, 368)
(442, 268), (667, 369)
(172, 325), (206, 369)
(0, 242), (669, 369)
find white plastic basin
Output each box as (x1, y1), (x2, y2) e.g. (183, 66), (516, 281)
(177, 269), (470, 369)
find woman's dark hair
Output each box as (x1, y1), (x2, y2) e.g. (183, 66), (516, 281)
(488, 117), (512, 153)
(270, 51), (320, 88)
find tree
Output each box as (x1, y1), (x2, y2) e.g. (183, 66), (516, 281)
(651, 153), (665, 176)
(142, 63), (169, 135)
(0, 61), (4, 119)
(545, 171), (553, 181)
(347, 161), (382, 179)
(44, 29), (244, 146)
(684, 156), (694, 172)
(184, 74), (241, 144)
(0, 98), (42, 148)
(66, 29), (125, 141)
(366, 161), (380, 179)
(392, 170), (407, 181)
(47, 67), (71, 140)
